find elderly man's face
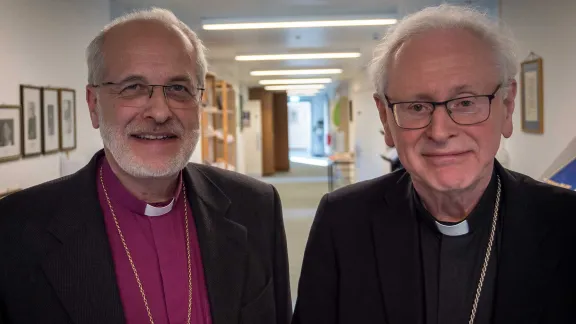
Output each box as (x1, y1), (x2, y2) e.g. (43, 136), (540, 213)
(375, 28), (516, 192)
(87, 21), (200, 178)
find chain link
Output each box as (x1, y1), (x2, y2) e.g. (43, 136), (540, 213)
(100, 166), (193, 324)
(469, 175), (501, 324)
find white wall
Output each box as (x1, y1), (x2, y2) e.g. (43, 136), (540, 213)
(501, 0), (576, 178)
(0, 0), (111, 193)
(350, 72), (391, 182)
(288, 101), (312, 151)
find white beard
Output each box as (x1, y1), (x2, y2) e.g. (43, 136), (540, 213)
(97, 104), (199, 178)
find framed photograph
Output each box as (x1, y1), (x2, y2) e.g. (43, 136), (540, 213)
(20, 85), (43, 157)
(520, 57), (544, 134)
(59, 88), (77, 151)
(0, 105), (22, 162)
(41, 87), (61, 154)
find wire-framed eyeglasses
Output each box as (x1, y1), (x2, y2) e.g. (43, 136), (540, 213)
(92, 81), (205, 109)
(383, 84), (502, 130)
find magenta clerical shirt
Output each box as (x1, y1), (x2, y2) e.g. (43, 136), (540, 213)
(96, 156), (212, 324)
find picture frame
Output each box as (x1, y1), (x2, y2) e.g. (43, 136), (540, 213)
(41, 87), (61, 154)
(20, 85), (43, 157)
(520, 56), (544, 134)
(58, 88), (77, 151)
(0, 105), (22, 163)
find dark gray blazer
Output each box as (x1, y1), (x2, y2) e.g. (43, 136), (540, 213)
(0, 150), (292, 324)
(292, 160), (576, 324)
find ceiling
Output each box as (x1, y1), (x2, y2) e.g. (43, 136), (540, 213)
(110, 0), (498, 92)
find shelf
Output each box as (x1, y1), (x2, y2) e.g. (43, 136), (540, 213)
(200, 73), (237, 169)
(202, 106), (221, 114)
(202, 107), (235, 115)
(210, 160), (236, 171)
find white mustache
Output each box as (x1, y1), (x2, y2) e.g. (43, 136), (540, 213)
(124, 122), (187, 137)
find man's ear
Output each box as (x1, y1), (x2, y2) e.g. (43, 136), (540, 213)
(501, 80), (517, 138)
(374, 94), (395, 147)
(86, 85), (100, 129)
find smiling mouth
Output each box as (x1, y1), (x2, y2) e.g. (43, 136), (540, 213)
(426, 152), (466, 156)
(422, 151), (471, 159)
(131, 134), (178, 140)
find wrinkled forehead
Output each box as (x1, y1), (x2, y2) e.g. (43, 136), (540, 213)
(387, 28), (499, 95)
(101, 20), (197, 81)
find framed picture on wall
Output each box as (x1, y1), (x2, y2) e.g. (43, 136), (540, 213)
(0, 105), (22, 163)
(58, 88), (77, 151)
(520, 55), (544, 134)
(41, 87), (61, 154)
(20, 85), (43, 157)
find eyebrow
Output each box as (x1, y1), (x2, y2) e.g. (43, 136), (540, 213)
(114, 75), (147, 84)
(112, 74), (194, 85)
(406, 85), (479, 102)
(168, 75), (193, 83)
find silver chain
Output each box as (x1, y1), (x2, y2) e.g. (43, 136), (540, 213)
(468, 175), (501, 324)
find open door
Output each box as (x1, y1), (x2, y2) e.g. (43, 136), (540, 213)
(249, 87), (275, 176)
(273, 92), (290, 172)
(242, 100), (263, 177)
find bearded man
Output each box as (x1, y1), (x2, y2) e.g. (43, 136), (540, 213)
(0, 8), (291, 324)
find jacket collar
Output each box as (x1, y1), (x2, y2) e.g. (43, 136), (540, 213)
(40, 150), (248, 324)
(372, 170), (424, 324)
(183, 163), (248, 324)
(372, 159), (549, 324)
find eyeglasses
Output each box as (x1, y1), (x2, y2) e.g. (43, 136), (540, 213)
(92, 81), (205, 109)
(383, 84), (502, 130)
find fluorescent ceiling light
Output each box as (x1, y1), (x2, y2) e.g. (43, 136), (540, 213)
(251, 69), (343, 76)
(288, 89), (320, 94)
(259, 78), (332, 85)
(236, 52), (360, 61)
(203, 19), (397, 30)
(288, 91), (319, 97)
(265, 84), (325, 91)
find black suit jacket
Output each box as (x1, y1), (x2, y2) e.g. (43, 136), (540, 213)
(293, 161), (576, 324)
(0, 151), (292, 324)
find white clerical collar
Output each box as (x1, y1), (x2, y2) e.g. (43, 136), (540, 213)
(144, 198), (175, 217)
(435, 220), (470, 236)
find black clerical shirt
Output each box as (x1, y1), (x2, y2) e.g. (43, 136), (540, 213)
(413, 171), (501, 324)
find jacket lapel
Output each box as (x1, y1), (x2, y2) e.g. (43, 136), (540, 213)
(372, 172), (423, 324)
(40, 152), (125, 324)
(184, 165), (248, 324)
(493, 164), (551, 324)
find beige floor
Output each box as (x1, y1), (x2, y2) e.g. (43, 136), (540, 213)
(257, 161), (330, 302)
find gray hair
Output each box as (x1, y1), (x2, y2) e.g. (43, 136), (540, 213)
(368, 4), (518, 97)
(86, 7), (208, 87)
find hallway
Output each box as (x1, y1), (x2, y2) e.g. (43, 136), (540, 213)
(257, 160), (329, 301)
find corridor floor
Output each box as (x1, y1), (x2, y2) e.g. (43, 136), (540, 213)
(256, 160), (329, 303)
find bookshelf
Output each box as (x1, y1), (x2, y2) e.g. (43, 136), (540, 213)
(200, 73), (237, 171)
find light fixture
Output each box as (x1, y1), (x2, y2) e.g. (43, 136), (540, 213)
(288, 88), (320, 94)
(251, 69), (343, 76)
(235, 52), (361, 61)
(203, 17), (397, 30)
(265, 84), (325, 91)
(288, 90), (320, 97)
(259, 78), (332, 85)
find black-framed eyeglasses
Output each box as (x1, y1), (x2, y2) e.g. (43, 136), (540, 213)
(383, 84), (502, 130)
(92, 81), (205, 109)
